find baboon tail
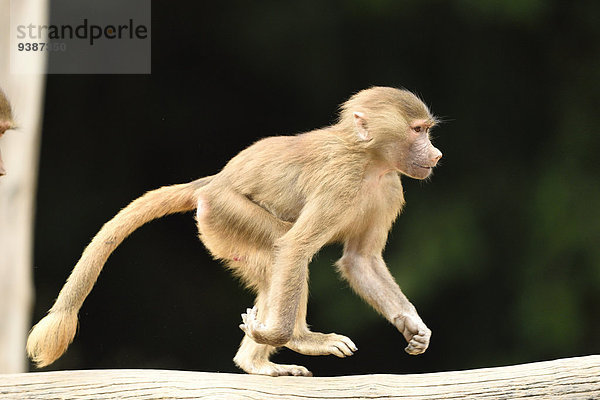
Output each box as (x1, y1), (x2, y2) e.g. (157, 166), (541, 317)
(26, 176), (213, 367)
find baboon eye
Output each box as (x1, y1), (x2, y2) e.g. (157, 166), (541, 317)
(413, 126), (422, 133)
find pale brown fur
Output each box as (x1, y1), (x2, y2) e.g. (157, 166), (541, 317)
(27, 177), (213, 367)
(27, 87), (442, 376)
(0, 87), (16, 176)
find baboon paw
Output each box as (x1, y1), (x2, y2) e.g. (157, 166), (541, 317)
(404, 328), (431, 355)
(287, 332), (358, 358)
(236, 358), (312, 377)
(395, 314), (431, 355)
(240, 306), (265, 340)
(265, 363), (312, 377)
(239, 306), (290, 346)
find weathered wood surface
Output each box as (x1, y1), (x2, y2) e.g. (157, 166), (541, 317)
(1, 355), (598, 399)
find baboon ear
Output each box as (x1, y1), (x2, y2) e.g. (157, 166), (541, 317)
(353, 111), (371, 141)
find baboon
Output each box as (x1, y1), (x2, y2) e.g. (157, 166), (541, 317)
(28, 87), (442, 376)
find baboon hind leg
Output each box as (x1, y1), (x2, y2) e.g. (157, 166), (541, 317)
(234, 292), (312, 377)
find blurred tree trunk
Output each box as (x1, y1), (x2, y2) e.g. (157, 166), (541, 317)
(0, 0), (47, 373)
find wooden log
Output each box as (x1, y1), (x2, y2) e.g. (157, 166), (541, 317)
(1, 355), (598, 399)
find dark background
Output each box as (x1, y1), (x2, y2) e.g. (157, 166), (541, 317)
(32, 1), (600, 375)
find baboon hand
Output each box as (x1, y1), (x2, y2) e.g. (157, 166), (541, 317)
(394, 313), (431, 355)
(240, 306), (291, 347)
(240, 306), (264, 339)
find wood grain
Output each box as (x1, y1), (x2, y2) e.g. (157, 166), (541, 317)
(1, 355), (598, 399)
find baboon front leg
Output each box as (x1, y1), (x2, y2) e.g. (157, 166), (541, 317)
(238, 256), (306, 347)
(337, 248), (431, 355)
(236, 277), (356, 376)
(239, 243), (351, 350)
(238, 203), (341, 348)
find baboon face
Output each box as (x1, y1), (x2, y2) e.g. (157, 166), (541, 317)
(346, 88), (442, 180)
(397, 119), (442, 180)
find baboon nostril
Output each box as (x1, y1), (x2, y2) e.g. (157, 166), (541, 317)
(431, 150), (442, 165)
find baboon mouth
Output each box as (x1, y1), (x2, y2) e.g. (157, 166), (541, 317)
(414, 164), (432, 170)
